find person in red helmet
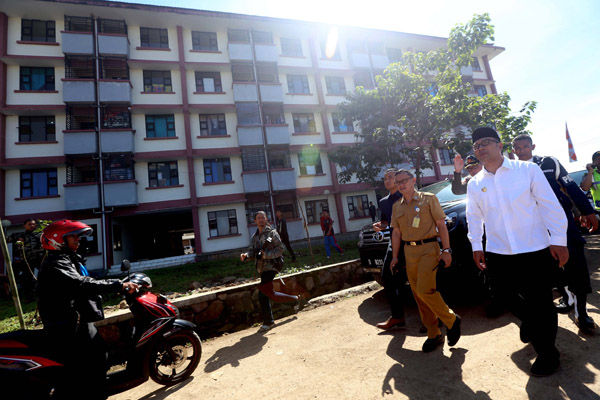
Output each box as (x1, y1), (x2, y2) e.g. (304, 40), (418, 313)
(37, 220), (138, 400)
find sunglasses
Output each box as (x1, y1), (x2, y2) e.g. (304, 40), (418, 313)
(473, 139), (499, 151)
(395, 177), (413, 186)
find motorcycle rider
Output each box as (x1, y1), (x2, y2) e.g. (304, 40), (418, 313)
(37, 220), (138, 399)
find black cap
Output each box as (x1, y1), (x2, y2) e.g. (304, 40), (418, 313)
(465, 155), (480, 167)
(472, 127), (500, 143)
(593, 151), (600, 161)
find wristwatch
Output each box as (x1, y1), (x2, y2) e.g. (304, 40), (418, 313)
(442, 248), (452, 254)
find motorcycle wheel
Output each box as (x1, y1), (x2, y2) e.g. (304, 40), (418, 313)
(149, 330), (202, 386)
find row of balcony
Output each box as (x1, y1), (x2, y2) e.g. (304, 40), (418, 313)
(242, 169), (296, 193)
(63, 80), (132, 103)
(64, 130), (134, 154)
(63, 31), (129, 57)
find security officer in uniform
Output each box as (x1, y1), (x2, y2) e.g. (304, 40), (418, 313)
(581, 150), (600, 212)
(6, 218), (45, 300)
(390, 169), (461, 352)
(374, 168), (406, 330)
(513, 135), (598, 332)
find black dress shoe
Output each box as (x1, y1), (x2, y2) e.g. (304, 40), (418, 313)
(447, 315), (461, 346)
(422, 334), (444, 353)
(530, 354), (560, 377)
(577, 315), (596, 332)
(520, 321), (531, 344)
(555, 299), (573, 314)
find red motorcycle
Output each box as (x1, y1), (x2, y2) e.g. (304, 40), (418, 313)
(0, 261), (202, 399)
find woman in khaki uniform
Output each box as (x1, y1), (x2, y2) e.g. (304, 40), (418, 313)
(390, 170), (461, 352)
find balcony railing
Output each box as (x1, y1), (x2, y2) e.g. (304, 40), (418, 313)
(64, 15), (93, 33)
(66, 106), (96, 130)
(65, 56), (94, 79)
(101, 106), (131, 129)
(98, 18), (127, 35)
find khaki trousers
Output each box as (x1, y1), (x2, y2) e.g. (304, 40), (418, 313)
(404, 242), (456, 338)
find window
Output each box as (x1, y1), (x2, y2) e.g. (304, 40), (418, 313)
(195, 71), (222, 93)
(281, 38), (303, 57)
(104, 154), (134, 181)
(287, 75), (310, 94)
(471, 57), (482, 72)
(246, 201), (272, 224)
(21, 19), (55, 42)
(66, 106), (95, 130)
(19, 67), (55, 91)
(275, 194), (299, 219)
(252, 31), (273, 44)
(228, 29), (249, 43)
(236, 103), (260, 125)
(18, 116), (55, 142)
(66, 156), (97, 184)
(428, 83), (439, 96)
(140, 27), (168, 48)
(269, 149), (291, 169)
(367, 42), (385, 55)
(102, 106), (131, 129)
(332, 113), (354, 132)
(353, 70), (374, 89)
(325, 77), (346, 95)
(203, 158), (232, 183)
(263, 104), (285, 125)
(148, 161), (178, 187)
(208, 210), (239, 237)
(474, 85), (487, 97)
(192, 31), (218, 51)
(439, 148), (455, 165)
(78, 224), (98, 256)
(20, 168), (57, 198)
(146, 115), (175, 138)
(386, 48), (403, 63)
(199, 114), (227, 136)
(298, 151), (323, 175)
(320, 40), (341, 60)
(347, 194), (369, 218)
(292, 113), (316, 133)
(231, 63), (255, 82)
(305, 199), (329, 223)
(241, 148), (266, 171)
(64, 16), (92, 33)
(257, 64), (278, 83)
(65, 56), (94, 79)
(143, 70), (172, 93)
(100, 57), (129, 80)
(98, 18), (127, 35)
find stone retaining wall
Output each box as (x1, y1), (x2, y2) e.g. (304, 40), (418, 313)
(97, 259), (369, 348)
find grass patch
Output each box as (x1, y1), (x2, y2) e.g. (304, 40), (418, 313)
(0, 240), (359, 333)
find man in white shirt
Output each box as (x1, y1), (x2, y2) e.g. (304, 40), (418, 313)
(466, 127), (568, 377)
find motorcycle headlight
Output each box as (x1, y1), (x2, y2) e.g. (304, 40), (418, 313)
(445, 212), (458, 231)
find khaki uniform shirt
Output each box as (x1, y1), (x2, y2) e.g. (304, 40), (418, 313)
(390, 191), (446, 241)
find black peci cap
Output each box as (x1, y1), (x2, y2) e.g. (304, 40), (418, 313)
(472, 127), (500, 143)
(593, 151), (600, 161)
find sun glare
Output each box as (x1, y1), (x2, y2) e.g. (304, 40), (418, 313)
(325, 27), (339, 59)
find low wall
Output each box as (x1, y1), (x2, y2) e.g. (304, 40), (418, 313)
(97, 259), (370, 347)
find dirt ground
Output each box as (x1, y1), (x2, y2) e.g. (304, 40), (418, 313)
(111, 235), (600, 400)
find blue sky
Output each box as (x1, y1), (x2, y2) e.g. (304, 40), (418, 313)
(119, 0), (599, 171)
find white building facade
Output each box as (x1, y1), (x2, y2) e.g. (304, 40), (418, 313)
(0, 0), (503, 271)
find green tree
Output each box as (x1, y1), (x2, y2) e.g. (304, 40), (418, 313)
(329, 13), (536, 187)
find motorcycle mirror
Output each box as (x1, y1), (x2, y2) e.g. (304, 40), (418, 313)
(121, 259), (131, 272)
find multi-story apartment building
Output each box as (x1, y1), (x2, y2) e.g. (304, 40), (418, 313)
(0, 0), (503, 271)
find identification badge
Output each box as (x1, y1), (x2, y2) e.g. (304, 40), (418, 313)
(412, 216), (420, 228)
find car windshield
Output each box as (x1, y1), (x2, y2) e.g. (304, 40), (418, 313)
(421, 180), (466, 203)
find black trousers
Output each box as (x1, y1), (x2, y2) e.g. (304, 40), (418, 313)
(381, 245), (405, 319)
(486, 248), (558, 359)
(555, 240), (592, 295)
(280, 235), (296, 259)
(258, 270), (297, 325)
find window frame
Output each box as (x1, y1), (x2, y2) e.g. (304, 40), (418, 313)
(19, 67), (55, 91)
(208, 209), (239, 238)
(287, 74), (310, 94)
(191, 31), (218, 51)
(148, 160), (179, 187)
(195, 71), (223, 93)
(325, 76), (346, 95)
(18, 116), (56, 142)
(199, 114), (227, 136)
(305, 199), (329, 224)
(203, 158), (232, 183)
(474, 84), (487, 97)
(280, 37), (303, 57)
(438, 148), (455, 166)
(21, 19), (56, 42)
(241, 148), (266, 171)
(20, 168), (58, 198)
(332, 113), (354, 132)
(347, 194), (370, 218)
(143, 70), (173, 93)
(145, 114), (176, 138)
(298, 151), (323, 175)
(292, 113), (316, 133)
(140, 27), (169, 48)
(471, 57), (482, 72)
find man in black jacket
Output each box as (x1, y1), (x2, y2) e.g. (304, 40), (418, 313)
(275, 210), (296, 261)
(513, 134), (598, 332)
(451, 155), (482, 195)
(37, 220), (138, 399)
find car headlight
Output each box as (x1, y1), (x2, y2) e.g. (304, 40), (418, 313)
(445, 212), (458, 231)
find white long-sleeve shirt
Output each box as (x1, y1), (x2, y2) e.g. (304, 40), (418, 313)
(466, 157), (567, 255)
